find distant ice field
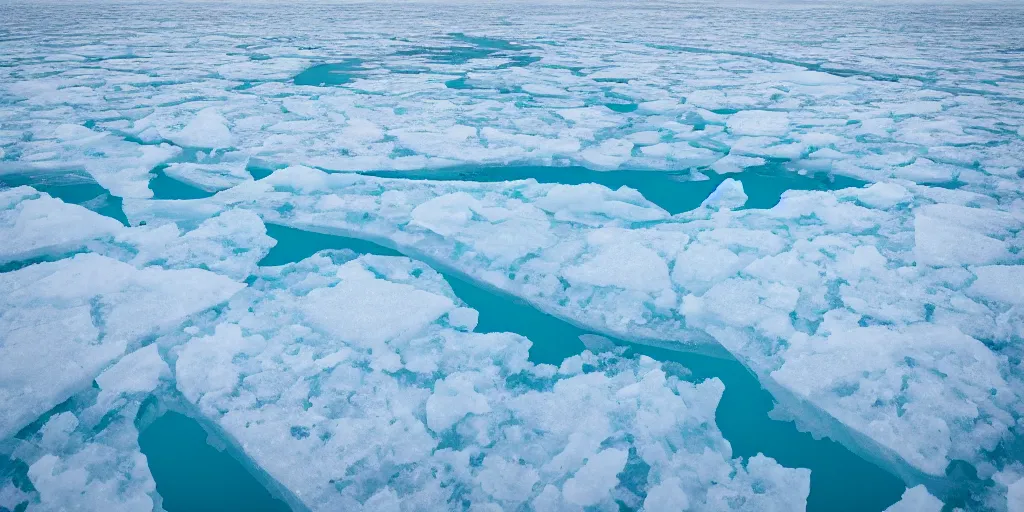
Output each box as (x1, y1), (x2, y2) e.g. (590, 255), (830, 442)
(1, 1), (1023, 511)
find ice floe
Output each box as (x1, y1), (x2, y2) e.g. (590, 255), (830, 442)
(125, 166), (1024, 492)
(175, 251), (810, 511)
(11, 345), (170, 512)
(3, 1), (1024, 509)
(0, 254), (242, 440)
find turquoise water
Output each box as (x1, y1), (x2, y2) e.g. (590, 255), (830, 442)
(605, 102), (639, 113)
(2, 165), (898, 511)
(148, 164), (217, 200)
(151, 156), (864, 217)
(362, 164), (867, 214)
(293, 59), (366, 87)
(246, 161), (278, 180)
(257, 224), (906, 512)
(0, 456), (30, 512)
(137, 407), (290, 512)
(0, 171), (129, 225)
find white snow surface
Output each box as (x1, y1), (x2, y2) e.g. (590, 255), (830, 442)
(174, 251), (810, 511)
(10, 344), (170, 512)
(0, 253), (243, 440)
(127, 167), (1024, 486)
(3, 0), (1024, 510)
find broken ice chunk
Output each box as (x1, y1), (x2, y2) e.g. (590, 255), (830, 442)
(162, 154), (253, 193)
(771, 323), (1012, 476)
(174, 252), (810, 511)
(562, 236), (671, 293)
(446, 306), (479, 331)
(300, 261), (456, 348)
(710, 154), (765, 174)
(700, 178), (748, 210)
(0, 187), (273, 280)
(561, 448), (628, 506)
(578, 333), (617, 353)
(580, 139), (634, 168)
(425, 372), (492, 433)
(0, 186), (123, 266)
(883, 485), (943, 512)
(0, 253), (243, 438)
(968, 265), (1024, 305)
(914, 209), (1014, 267)
(167, 108), (233, 149)
(122, 209), (276, 280)
(12, 345), (170, 512)
(726, 110), (791, 136)
(14, 124), (180, 199)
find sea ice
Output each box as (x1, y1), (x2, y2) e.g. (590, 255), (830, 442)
(726, 111), (791, 137)
(700, 178), (747, 210)
(4, 1), (1024, 508)
(175, 251), (810, 511)
(162, 154), (253, 193)
(5, 344), (170, 512)
(127, 167), (1024, 490)
(0, 186), (275, 280)
(883, 486), (943, 512)
(0, 186), (123, 266)
(167, 108), (233, 149)
(119, 208), (275, 280)
(1, 124), (179, 199)
(0, 253), (242, 439)
(1, 0), (1021, 198)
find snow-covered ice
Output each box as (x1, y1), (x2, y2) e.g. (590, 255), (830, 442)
(127, 164), (1024, 493)
(0, 253), (242, 440)
(0, 186), (275, 280)
(3, 1), (1023, 191)
(0, 186), (123, 266)
(884, 486), (943, 512)
(3, 0), (1024, 509)
(175, 251), (810, 511)
(12, 345), (170, 512)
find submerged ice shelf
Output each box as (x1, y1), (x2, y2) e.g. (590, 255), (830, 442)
(3, 0), (1024, 510)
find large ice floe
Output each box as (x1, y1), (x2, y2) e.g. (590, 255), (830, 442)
(3, 345), (171, 512)
(0, 187), (813, 511)
(3, 0), (1024, 510)
(126, 163), (1024, 496)
(175, 251), (810, 511)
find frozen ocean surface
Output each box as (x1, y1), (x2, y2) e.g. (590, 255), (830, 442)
(1, 0), (1023, 510)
